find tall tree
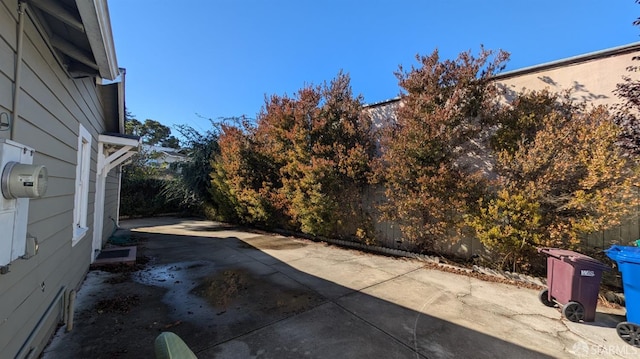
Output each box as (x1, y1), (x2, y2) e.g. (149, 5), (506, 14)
(265, 72), (375, 237)
(125, 115), (180, 148)
(138, 119), (180, 148)
(158, 123), (221, 215)
(212, 72), (376, 238)
(212, 120), (278, 224)
(122, 112), (160, 179)
(376, 47), (509, 251)
(612, 0), (640, 155)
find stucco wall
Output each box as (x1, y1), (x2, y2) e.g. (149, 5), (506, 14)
(495, 47), (640, 251)
(495, 49), (639, 107)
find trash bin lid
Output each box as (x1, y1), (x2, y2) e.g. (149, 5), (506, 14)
(606, 245), (640, 264)
(538, 248), (611, 270)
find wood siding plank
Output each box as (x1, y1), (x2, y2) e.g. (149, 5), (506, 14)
(0, 2), (120, 358)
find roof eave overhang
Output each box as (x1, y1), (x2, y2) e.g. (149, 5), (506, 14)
(98, 134), (140, 174)
(99, 134), (140, 148)
(76, 0), (118, 80)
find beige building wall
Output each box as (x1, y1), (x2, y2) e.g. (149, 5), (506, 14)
(495, 44), (640, 251)
(0, 0), (122, 357)
(365, 43), (640, 257)
(495, 44), (640, 107)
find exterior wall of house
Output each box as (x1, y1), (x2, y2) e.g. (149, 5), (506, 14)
(0, 1), (120, 357)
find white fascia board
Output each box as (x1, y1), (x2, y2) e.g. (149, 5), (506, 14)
(99, 134), (140, 148)
(76, 0), (119, 80)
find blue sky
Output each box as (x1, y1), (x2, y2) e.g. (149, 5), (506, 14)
(108, 0), (639, 136)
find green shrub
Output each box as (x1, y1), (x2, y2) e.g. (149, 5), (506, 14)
(120, 177), (174, 217)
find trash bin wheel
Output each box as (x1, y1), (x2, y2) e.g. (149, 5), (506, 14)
(562, 301), (584, 322)
(616, 321), (640, 348)
(538, 288), (556, 307)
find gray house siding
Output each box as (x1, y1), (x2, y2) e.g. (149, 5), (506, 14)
(0, 0), (125, 357)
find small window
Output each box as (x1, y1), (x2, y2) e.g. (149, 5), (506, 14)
(72, 124), (91, 245)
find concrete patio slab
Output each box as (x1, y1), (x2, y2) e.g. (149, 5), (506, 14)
(42, 217), (637, 359)
(201, 302), (423, 359)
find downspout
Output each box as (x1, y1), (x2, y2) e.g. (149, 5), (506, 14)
(11, 0), (27, 140)
(66, 289), (76, 332)
(115, 170), (122, 225)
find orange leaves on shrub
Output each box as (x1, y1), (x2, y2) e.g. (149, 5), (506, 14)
(482, 90), (640, 266)
(213, 72), (376, 238)
(378, 47), (509, 250)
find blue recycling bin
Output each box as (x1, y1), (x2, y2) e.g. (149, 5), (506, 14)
(606, 245), (640, 348)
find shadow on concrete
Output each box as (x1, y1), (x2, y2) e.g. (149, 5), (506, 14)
(180, 223), (240, 232)
(43, 225), (556, 359)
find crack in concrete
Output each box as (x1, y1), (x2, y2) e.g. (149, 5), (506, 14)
(196, 301), (332, 355)
(235, 254), (434, 358)
(551, 318), (636, 358)
(412, 290), (446, 359)
(226, 233), (627, 358)
(331, 266), (433, 359)
(330, 299), (432, 359)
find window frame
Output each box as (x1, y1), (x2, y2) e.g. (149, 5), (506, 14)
(72, 124), (92, 245)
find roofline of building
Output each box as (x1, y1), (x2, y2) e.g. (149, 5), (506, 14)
(76, 0), (119, 80)
(493, 41), (640, 81)
(362, 42), (640, 108)
(364, 42), (640, 108)
(363, 96), (401, 108)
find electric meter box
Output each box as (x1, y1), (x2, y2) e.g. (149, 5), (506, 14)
(0, 139), (46, 267)
(2, 162), (48, 199)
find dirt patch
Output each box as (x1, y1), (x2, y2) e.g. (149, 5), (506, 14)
(192, 269), (250, 309)
(104, 273), (131, 284)
(243, 236), (308, 250)
(95, 295), (140, 314)
(43, 263), (188, 359)
(191, 268), (323, 317)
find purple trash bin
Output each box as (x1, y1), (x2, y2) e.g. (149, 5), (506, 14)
(538, 248), (610, 322)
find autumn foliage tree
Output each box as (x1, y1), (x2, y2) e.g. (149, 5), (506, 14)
(376, 47), (509, 251)
(470, 90), (640, 271)
(211, 119), (281, 224)
(207, 45), (640, 274)
(212, 72), (376, 238)
(271, 74), (374, 237)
